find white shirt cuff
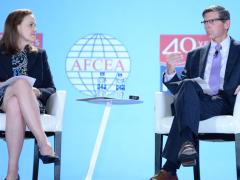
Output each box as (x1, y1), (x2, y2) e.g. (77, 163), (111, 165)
(164, 72), (176, 82)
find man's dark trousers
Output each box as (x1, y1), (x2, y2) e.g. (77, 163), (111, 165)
(162, 80), (231, 166)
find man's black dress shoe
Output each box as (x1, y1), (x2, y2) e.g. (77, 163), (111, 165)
(39, 152), (59, 164)
(150, 170), (178, 180)
(178, 141), (197, 167)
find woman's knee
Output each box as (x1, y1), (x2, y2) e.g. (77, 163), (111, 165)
(5, 96), (21, 113)
(12, 79), (31, 91)
(4, 96), (24, 125)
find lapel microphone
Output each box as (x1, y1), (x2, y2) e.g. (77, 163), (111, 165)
(214, 50), (219, 57)
(214, 44), (222, 57)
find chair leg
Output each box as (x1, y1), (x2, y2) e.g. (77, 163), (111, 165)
(54, 132), (62, 180)
(193, 140), (200, 180)
(155, 133), (163, 174)
(235, 133), (240, 180)
(32, 139), (39, 180)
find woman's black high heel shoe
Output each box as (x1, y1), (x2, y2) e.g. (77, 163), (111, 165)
(39, 152), (59, 164)
(4, 174), (20, 180)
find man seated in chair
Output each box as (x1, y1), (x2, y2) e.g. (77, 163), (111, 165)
(151, 5), (240, 180)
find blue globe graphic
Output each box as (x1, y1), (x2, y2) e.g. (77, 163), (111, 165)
(66, 33), (131, 97)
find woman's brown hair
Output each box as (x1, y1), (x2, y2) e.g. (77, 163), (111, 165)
(0, 9), (37, 54)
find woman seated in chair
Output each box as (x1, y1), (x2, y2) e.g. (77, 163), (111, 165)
(0, 9), (58, 180)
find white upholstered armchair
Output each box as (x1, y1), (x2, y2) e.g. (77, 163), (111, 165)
(154, 91), (240, 180)
(0, 90), (66, 180)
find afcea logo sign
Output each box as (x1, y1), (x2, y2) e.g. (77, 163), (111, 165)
(65, 33), (131, 97)
(160, 35), (209, 66)
(0, 32), (43, 48)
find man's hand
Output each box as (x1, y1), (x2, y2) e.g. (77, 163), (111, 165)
(166, 52), (183, 75)
(32, 87), (41, 97)
(234, 85), (240, 95)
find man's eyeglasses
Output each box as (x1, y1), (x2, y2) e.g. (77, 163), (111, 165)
(201, 18), (224, 25)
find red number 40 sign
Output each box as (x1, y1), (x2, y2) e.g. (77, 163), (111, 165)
(160, 35), (209, 66)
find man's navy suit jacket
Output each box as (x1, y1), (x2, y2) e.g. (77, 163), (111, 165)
(164, 37), (240, 113)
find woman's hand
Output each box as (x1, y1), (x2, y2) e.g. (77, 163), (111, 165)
(32, 87), (41, 97)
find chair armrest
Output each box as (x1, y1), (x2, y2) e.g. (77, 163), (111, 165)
(45, 90), (67, 131)
(233, 92), (240, 118)
(155, 91), (174, 118)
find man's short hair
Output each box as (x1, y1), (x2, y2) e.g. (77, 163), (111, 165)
(202, 5), (230, 22)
